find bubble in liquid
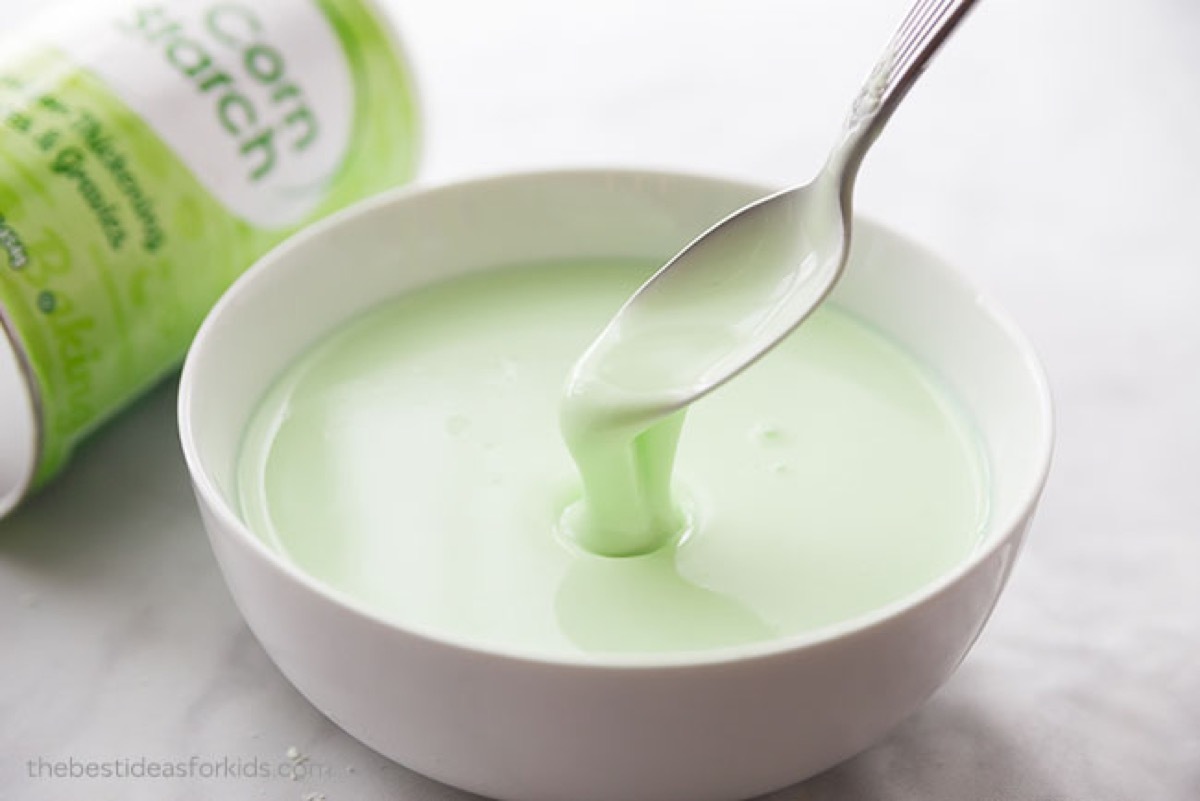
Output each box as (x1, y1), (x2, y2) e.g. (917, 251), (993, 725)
(749, 421), (787, 446)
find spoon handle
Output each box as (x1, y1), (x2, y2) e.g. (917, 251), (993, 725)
(829, 0), (981, 185)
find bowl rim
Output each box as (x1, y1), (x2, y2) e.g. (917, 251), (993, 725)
(178, 167), (1055, 671)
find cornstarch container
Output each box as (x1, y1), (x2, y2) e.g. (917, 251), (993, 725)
(0, 0), (421, 517)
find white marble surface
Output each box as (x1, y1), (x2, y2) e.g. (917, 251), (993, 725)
(2, 0), (1199, 799)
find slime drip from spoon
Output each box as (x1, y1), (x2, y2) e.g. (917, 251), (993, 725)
(560, 200), (842, 557)
(558, 403), (687, 557)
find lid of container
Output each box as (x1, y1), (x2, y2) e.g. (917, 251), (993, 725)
(0, 317), (37, 519)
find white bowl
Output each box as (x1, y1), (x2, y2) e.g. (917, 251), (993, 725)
(178, 170), (1053, 801)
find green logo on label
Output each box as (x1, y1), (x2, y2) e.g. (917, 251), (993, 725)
(119, 4), (320, 182)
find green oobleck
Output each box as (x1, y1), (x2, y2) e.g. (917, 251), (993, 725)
(237, 260), (988, 656)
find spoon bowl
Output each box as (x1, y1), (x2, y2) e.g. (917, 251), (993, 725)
(565, 175), (848, 422)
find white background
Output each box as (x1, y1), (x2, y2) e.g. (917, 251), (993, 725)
(1, 0), (1198, 799)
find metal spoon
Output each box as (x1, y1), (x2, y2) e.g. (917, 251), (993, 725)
(564, 0), (981, 425)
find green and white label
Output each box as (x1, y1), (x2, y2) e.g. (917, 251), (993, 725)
(33, 0), (356, 227)
(0, 0), (419, 487)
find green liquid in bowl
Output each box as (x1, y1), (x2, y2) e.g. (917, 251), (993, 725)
(236, 259), (988, 656)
